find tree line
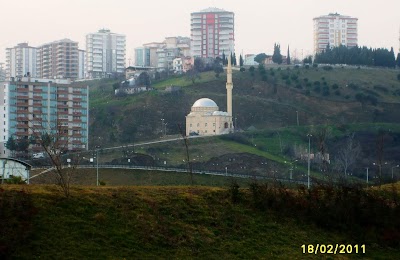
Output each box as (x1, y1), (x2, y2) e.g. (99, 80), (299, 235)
(314, 45), (400, 68)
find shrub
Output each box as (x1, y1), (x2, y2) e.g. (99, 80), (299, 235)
(305, 65), (309, 69)
(322, 66), (333, 71)
(290, 74), (298, 81)
(332, 83), (339, 89)
(397, 74), (400, 80)
(313, 81), (321, 86)
(285, 79), (291, 85)
(373, 85), (388, 93)
(229, 179), (241, 203)
(303, 78), (309, 83)
(348, 83), (359, 90)
(240, 67), (245, 72)
(313, 86), (321, 93)
(322, 86), (330, 96)
(334, 90), (341, 96)
(313, 63), (318, 68)
(295, 84), (303, 89)
(262, 75), (268, 82)
(281, 74), (289, 80)
(305, 90), (311, 96)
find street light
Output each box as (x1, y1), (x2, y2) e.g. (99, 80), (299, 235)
(391, 165), (399, 179)
(307, 134), (312, 189)
(96, 149), (99, 186)
(366, 167), (369, 185)
(161, 118), (164, 137)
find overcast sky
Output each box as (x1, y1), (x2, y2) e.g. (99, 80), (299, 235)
(1, 0), (399, 64)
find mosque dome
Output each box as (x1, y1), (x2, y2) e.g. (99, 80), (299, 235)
(192, 98), (218, 108)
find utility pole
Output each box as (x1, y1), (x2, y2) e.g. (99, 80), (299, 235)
(366, 167), (369, 185)
(307, 134), (312, 189)
(296, 110), (299, 126)
(96, 149), (99, 186)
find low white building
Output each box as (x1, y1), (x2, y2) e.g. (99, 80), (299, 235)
(0, 158), (32, 182)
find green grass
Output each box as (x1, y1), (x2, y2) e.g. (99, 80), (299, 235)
(5, 184), (399, 259)
(152, 71), (220, 89)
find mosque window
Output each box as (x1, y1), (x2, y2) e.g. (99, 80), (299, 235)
(190, 124), (192, 127)
(197, 123), (200, 127)
(205, 123), (207, 127)
(213, 123), (215, 126)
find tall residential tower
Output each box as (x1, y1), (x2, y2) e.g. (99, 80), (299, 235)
(313, 13), (358, 54)
(6, 43), (37, 78)
(36, 39), (79, 80)
(190, 7), (235, 58)
(85, 29), (126, 78)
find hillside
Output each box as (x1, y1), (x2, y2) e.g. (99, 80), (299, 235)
(66, 68), (400, 184)
(2, 184), (400, 259)
(84, 66), (400, 148)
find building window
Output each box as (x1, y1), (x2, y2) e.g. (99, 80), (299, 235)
(205, 123), (207, 127)
(197, 123), (200, 127)
(190, 124), (192, 127)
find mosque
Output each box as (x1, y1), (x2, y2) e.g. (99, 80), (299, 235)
(185, 56), (234, 136)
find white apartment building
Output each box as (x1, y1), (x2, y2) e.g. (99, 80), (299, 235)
(313, 13), (358, 54)
(36, 39), (79, 80)
(86, 29), (126, 78)
(78, 49), (85, 79)
(5, 43), (37, 78)
(190, 7), (235, 58)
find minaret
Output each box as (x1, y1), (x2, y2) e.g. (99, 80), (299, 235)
(226, 54), (233, 116)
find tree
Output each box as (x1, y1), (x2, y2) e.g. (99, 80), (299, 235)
(194, 57), (204, 72)
(336, 133), (361, 176)
(239, 54), (244, 67)
(232, 52), (237, 66)
(136, 72), (151, 87)
(30, 120), (83, 198)
(213, 62), (224, 78)
(254, 53), (267, 64)
(5, 136), (17, 157)
(186, 69), (201, 84)
(287, 45), (291, 65)
(272, 43), (283, 64)
(396, 53), (400, 68)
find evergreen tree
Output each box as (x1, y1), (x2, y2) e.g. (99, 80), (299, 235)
(287, 45), (291, 65)
(233, 52), (237, 66)
(272, 43), (283, 64)
(396, 53), (400, 68)
(222, 51), (226, 66)
(239, 54), (244, 67)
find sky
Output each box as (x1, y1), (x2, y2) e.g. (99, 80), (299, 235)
(0, 0), (399, 64)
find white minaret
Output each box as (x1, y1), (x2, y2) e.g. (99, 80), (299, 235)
(226, 55), (233, 116)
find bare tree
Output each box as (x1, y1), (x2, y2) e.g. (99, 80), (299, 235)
(313, 125), (331, 173)
(30, 119), (81, 198)
(336, 133), (361, 176)
(177, 124), (193, 185)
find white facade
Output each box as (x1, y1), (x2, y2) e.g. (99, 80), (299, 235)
(244, 54), (259, 66)
(5, 43), (37, 78)
(86, 29), (126, 78)
(313, 13), (358, 54)
(190, 7), (235, 58)
(186, 98), (233, 136)
(0, 158), (31, 182)
(78, 49), (86, 79)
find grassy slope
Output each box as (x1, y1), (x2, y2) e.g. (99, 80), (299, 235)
(7, 185), (399, 259)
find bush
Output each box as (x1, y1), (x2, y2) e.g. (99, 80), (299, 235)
(305, 90), (311, 96)
(295, 84), (303, 89)
(348, 83), (359, 90)
(334, 90), (341, 96)
(281, 74), (289, 80)
(397, 74), (400, 81)
(322, 66), (333, 71)
(313, 63), (318, 68)
(332, 83), (339, 89)
(229, 179), (241, 203)
(262, 75), (268, 82)
(322, 86), (330, 96)
(240, 67), (245, 72)
(305, 65), (309, 69)
(5, 176), (25, 184)
(313, 86), (321, 93)
(285, 79), (291, 85)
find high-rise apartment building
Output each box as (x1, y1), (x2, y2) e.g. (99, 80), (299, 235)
(78, 49), (86, 79)
(85, 29), (126, 78)
(313, 13), (358, 54)
(36, 39), (79, 79)
(0, 77), (89, 157)
(0, 63), (5, 81)
(190, 7), (235, 58)
(134, 47), (151, 67)
(5, 43), (37, 78)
